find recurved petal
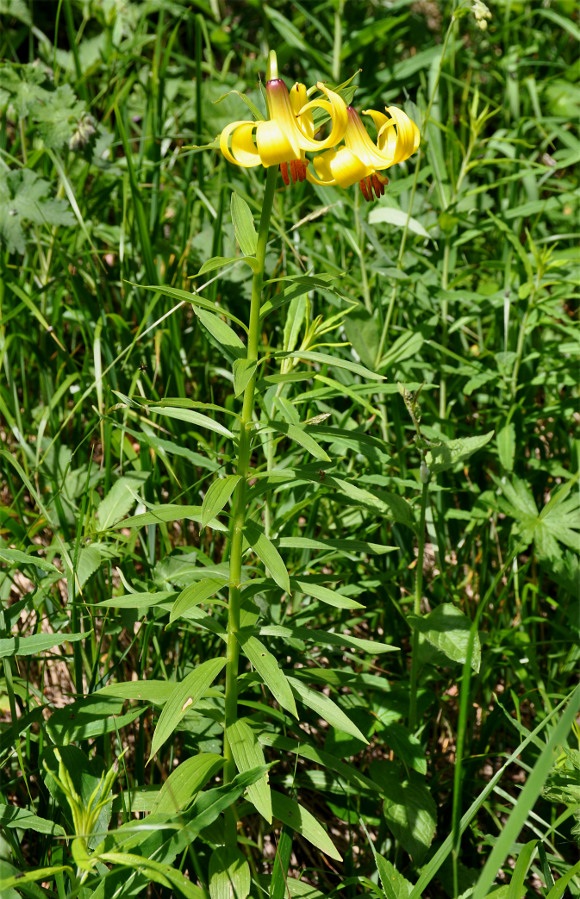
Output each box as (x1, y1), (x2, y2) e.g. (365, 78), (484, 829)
(255, 118), (301, 166)
(309, 146), (372, 188)
(296, 83), (348, 151)
(371, 105), (421, 164)
(343, 107), (389, 168)
(220, 121), (261, 167)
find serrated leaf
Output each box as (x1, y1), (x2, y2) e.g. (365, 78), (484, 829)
(202, 475), (240, 528)
(237, 633), (297, 717)
(271, 791), (342, 861)
(209, 846), (251, 899)
(149, 658), (226, 760)
(370, 761), (436, 863)
(233, 358), (256, 396)
(170, 579), (225, 622)
(154, 753), (223, 814)
(244, 522), (290, 593)
(227, 719), (272, 823)
(408, 603), (481, 672)
(0, 169), (75, 253)
(376, 854), (412, 899)
(76, 546), (102, 588)
(231, 192), (258, 256)
(287, 676), (368, 743)
(425, 430), (494, 474)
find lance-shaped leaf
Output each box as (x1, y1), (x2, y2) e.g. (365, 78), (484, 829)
(244, 522), (290, 593)
(407, 603), (481, 673)
(287, 676), (368, 744)
(149, 658), (226, 760)
(154, 753), (223, 814)
(227, 719), (272, 823)
(201, 475), (240, 528)
(271, 791), (342, 861)
(231, 192), (258, 256)
(237, 633), (297, 718)
(170, 579), (225, 623)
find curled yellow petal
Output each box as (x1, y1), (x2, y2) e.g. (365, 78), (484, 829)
(297, 83), (348, 151)
(220, 120), (261, 167)
(308, 146), (372, 188)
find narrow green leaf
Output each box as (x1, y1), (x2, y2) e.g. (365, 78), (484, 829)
(271, 791), (342, 861)
(96, 473), (150, 530)
(96, 680), (174, 704)
(233, 358), (256, 397)
(194, 306), (245, 361)
(170, 579), (225, 623)
(197, 254), (257, 276)
(369, 206), (430, 239)
(244, 522), (291, 593)
(237, 634), (297, 717)
(227, 719), (272, 823)
(202, 475), (240, 528)
(546, 859), (580, 899)
(295, 579), (364, 610)
(0, 806), (66, 836)
(149, 658), (226, 759)
(154, 753), (223, 814)
(497, 422), (516, 472)
(263, 624), (396, 656)
(277, 349), (384, 381)
(152, 406), (233, 439)
(507, 840), (537, 899)
(279, 536), (394, 555)
(0, 547), (59, 573)
(231, 192), (258, 256)
(0, 632), (84, 659)
(113, 504), (228, 532)
(96, 590), (177, 610)
(262, 421), (331, 462)
(287, 676), (368, 744)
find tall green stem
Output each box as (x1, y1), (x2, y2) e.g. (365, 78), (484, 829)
(223, 166), (278, 794)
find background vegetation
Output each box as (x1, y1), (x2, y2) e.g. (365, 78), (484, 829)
(0, 0), (579, 897)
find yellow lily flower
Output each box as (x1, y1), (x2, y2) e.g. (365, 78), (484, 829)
(219, 51), (348, 184)
(309, 104), (420, 200)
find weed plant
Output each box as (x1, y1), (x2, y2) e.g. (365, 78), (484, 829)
(0, 1), (579, 898)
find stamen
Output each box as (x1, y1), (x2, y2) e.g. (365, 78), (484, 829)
(289, 159), (297, 183)
(371, 173), (387, 198)
(359, 177), (371, 201)
(297, 160), (307, 182)
(280, 162), (290, 186)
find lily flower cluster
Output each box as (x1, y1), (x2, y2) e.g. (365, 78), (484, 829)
(220, 51), (420, 201)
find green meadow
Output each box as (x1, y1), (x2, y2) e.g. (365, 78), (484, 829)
(0, 1), (579, 897)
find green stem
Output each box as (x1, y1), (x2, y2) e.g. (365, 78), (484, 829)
(223, 166), (278, 798)
(408, 477), (429, 731)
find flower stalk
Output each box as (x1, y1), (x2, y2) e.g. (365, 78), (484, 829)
(223, 165), (278, 801)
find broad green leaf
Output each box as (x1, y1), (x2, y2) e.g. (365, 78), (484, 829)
(76, 545), (102, 588)
(209, 846), (251, 899)
(231, 192), (258, 256)
(149, 658), (226, 759)
(153, 405), (233, 439)
(407, 603), (481, 672)
(379, 331), (425, 371)
(233, 358), (256, 397)
(0, 169), (75, 254)
(370, 761), (436, 864)
(244, 522), (291, 593)
(154, 753), (223, 814)
(0, 632), (84, 659)
(271, 790), (342, 861)
(287, 676), (368, 744)
(114, 504), (228, 532)
(45, 695), (143, 744)
(227, 719), (272, 823)
(197, 255), (257, 276)
(202, 475), (240, 528)
(194, 306), (245, 361)
(237, 633), (297, 717)
(375, 855), (412, 899)
(343, 305), (380, 371)
(425, 430), (494, 474)
(369, 206), (430, 239)
(295, 579), (364, 610)
(96, 472), (150, 530)
(170, 579), (225, 622)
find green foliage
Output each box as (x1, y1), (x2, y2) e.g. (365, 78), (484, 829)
(0, 0), (578, 897)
